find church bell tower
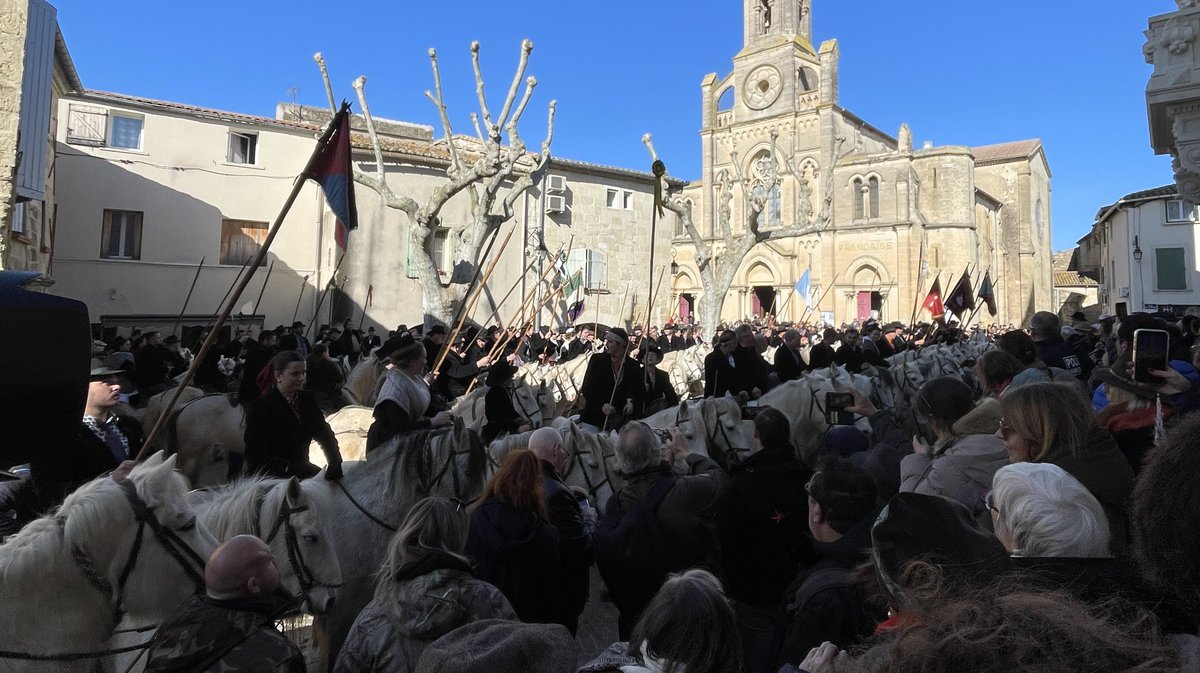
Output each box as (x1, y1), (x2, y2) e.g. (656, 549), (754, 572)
(743, 0), (812, 50)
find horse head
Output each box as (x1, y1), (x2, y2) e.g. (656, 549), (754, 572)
(265, 477), (343, 614)
(511, 383), (544, 428)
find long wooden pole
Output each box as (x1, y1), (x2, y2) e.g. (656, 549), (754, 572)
(172, 256), (206, 338)
(291, 275), (310, 325)
(798, 272), (839, 326)
(251, 259), (275, 318)
(476, 256), (539, 331)
(646, 265), (668, 330)
(306, 252), (346, 339)
(357, 284), (373, 332)
(908, 229), (928, 329)
(138, 105), (346, 459)
(433, 223), (517, 376)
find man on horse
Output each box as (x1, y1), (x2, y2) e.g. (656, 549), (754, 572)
(578, 328), (643, 433)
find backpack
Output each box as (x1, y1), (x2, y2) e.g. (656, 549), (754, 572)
(595, 474), (678, 618)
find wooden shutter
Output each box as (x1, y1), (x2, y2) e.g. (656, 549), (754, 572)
(221, 219), (267, 266)
(100, 210), (113, 257)
(67, 104), (108, 146)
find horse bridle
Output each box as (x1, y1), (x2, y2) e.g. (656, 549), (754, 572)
(565, 432), (616, 503)
(510, 385), (542, 427)
(676, 402), (745, 463)
(255, 492), (342, 600)
(65, 479), (207, 622)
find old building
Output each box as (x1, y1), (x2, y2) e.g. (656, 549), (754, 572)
(669, 0), (1053, 326)
(1146, 1), (1200, 206)
(1077, 185), (1200, 317)
(0, 0), (82, 280)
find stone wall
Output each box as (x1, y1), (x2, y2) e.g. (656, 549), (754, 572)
(0, 0), (28, 270)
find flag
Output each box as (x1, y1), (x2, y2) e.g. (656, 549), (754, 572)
(794, 269), (811, 306)
(305, 102), (358, 251)
(563, 269), (585, 322)
(977, 270), (997, 315)
(567, 299), (586, 322)
(921, 277), (944, 319)
(945, 266), (976, 317)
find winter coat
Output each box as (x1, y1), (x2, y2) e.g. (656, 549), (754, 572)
(846, 409), (915, 499)
(1096, 403), (1162, 475)
(608, 454), (728, 575)
(31, 415), (144, 510)
(779, 507), (882, 666)
(1038, 424), (1134, 555)
(465, 497), (563, 626)
(145, 594), (304, 673)
(899, 398), (1008, 527)
(333, 551), (516, 673)
(717, 445), (814, 607)
(541, 460), (594, 634)
(579, 353), (643, 428)
(244, 387), (340, 479)
(1035, 335), (1093, 382)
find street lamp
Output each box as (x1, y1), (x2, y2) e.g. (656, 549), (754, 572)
(1133, 235), (1143, 264)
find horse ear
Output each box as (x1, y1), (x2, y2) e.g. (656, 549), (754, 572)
(158, 453), (178, 474)
(286, 476), (303, 506)
(677, 400), (689, 419)
(142, 451), (165, 468)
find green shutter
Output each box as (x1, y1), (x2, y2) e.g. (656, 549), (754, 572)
(1156, 248), (1187, 290)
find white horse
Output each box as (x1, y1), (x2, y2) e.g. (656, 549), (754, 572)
(0, 453), (217, 673)
(487, 416), (623, 510)
(758, 366), (874, 466)
(307, 405), (375, 465)
(641, 395), (756, 467)
(315, 420), (489, 671)
(139, 385), (205, 452)
(164, 393), (246, 487)
(450, 383), (546, 434)
(341, 356), (386, 406)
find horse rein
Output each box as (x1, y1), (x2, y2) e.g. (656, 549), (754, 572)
(64, 479), (207, 624)
(254, 492), (343, 601)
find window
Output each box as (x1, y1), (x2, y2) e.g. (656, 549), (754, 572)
(1166, 199), (1199, 223)
(566, 248), (607, 291)
(853, 178), (865, 220)
(1155, 247), (1188, 290)
(220, 219), (267, 266)
(109, 114), (143, 150)
(606, 188), (633, 210)
(10, 202), (25, 235)
(868, 176), (880, 218)
(797, 66), (819, 92)
(66, 104), (108, 146)
(101, 210), (143, 259)
(432, 227), (452, 276)
(716, 87), (734, 112)
(227, 131), (257, 164)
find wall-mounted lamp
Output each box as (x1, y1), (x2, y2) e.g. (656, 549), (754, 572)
(1133, 235), (1143, 264)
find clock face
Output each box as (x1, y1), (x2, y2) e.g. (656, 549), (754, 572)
(743, 66), (782, 110)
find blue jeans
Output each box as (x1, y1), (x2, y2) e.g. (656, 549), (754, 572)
(735, 600), (783, 673)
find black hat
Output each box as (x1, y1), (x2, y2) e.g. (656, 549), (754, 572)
(428, 324), (448, 336)
(485, 360), (518, 386)
(89, 365), (123, 379)
(605, 327), (629, 344)
(291, 321), (305, 329)
(379, 332), (417, 359)
(164, 334), (180, 344)
(1096, 353), (1164, 399)
(642, 339), (662, 355)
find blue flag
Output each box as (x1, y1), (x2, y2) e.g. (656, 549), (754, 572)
(794, 269), (811, 306)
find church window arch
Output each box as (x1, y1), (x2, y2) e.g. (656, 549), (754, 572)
(676, 199), (693, 238)
(759, 0), (772, 34)
(868, 176), (880, 219)
(797, 66), (819, 92)
(852, 177), (865, 220)
(716, 87), (734, 112)
(749, 149), (781, 228)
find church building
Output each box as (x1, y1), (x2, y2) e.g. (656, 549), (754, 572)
(670, 0), (1053, 326)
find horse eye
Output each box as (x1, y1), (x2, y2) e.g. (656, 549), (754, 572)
(177, 518), (196, 532)
(302, 534), (318, 544)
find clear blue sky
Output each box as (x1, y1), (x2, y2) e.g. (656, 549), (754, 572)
(55, 0), (1173, 251)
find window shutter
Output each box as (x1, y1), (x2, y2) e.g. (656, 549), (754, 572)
(100, 210), (113, 257)
(67, 104), (108, 146)
(1156, 248), (1187, 290)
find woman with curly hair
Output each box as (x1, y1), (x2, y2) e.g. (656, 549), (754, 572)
(465, 450), (563, 627)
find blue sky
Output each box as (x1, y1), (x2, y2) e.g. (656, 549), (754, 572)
(55, 1), (1173, 251)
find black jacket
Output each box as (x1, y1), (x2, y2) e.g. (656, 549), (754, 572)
(579, 353), (643, 428)
(31, 415), (145, 510)
(243, 387), (340, 479)
(733, 345), (770, 393)
(465, 497), (563, 627)
(774, 344), (806, 383)
(704, 349), (741, 398)
(717, 446), (814, 607)
(432, 349), (480, 400)
(1035, 334), (1094, 382)
(638, 366), (679, 418)
(541, 460), (594, 634)
(808, 342), (835, 369)
(483, 384), (523, 443)
(239, 341), (275, 403)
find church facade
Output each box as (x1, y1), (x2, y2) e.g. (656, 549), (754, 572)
(669, 0), (1053, 327)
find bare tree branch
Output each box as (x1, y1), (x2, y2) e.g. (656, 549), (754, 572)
(427, 48), (465, 178)
(496, 39), (533, 132)
(470, 41), (496, 137)
(313, 53), (337, 115)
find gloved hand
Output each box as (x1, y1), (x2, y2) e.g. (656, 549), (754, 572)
(323, 461), (343, 481)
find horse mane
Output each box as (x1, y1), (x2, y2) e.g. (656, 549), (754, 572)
(451, 387), (486, 415)
(487, 430), (532, 464)
(195, 476), (335, 541)
(372, 425), (488, 501)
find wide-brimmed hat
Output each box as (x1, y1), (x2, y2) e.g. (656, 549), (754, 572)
(605, 327), (629, 344)
(427, 324), (447, 336)
(89, 365), (123, 379)
(485, 360), (518, 386)
(379, 333), (417, 360)
(1097, 354), (1163, 399)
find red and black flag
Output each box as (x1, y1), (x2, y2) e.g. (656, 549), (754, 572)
(921, 276), (944, 319)
(305, 102), (358, 251)
(945, 266), (976, 317)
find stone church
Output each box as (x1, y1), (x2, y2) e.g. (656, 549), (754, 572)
(670, 0), (1053, 326)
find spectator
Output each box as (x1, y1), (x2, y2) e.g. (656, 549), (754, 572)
(528, 427), (595, 634)
(974, 349), (1026, 397)
(145, 535), (305, 673)
(578, 569), (742, 673)
(987, 462), (1109, 558)
(465, 450), (562, 626)
(413, 619), (575, 673)
(997, 382), (1133, 554)
(1030, 311), (1093, 382)
(597, 421), (726, 637)
(779, 458), (880, 666)
(278, 321), (312, 358)
(996, 329), (1054, 387)
(899, 377), (1008, 528)
(334, 497), (517, 673)
(1094, 354), (1171, 474)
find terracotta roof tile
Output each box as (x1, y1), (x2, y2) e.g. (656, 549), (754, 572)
(1053, 271), (1097, 287)
(971, 139), (1043, 164)
(80, 90), (320, 132)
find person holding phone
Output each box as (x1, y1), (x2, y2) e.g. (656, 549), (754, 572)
(896, 377), (1008, 529)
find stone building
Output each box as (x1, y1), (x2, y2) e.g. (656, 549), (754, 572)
(669, 0), (1053, 326)
(1146, 1), (1200, 206)
(0, 0), (82, 280)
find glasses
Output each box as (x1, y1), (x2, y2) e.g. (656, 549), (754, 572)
(804, 472), (822, 497)
(997, 419), (1014, 440)
(448, 497), (467, 513)
(980, 491), (999, 514)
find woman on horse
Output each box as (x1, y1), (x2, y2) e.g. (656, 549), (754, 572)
(366, 333), (452, 453)
(244, 350), (343, 480)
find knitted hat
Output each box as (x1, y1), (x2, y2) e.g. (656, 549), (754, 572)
(414, 619), (576, 673)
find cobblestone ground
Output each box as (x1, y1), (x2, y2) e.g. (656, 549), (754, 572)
(284, 568), (620, 671)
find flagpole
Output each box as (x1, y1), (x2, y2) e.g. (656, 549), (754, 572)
(476, 256), (540, 332)
(307, 252), (346, 339)
(798, 273), (839, 326)
(357, 283), (373, 332)
(172, 256), (205, 338)
(291, 274), (309, 325)
(908, 232), (927, 329)
(137, 103), (350, 460)
(963, 267), (991, 328)
(912, 271), (942, 328)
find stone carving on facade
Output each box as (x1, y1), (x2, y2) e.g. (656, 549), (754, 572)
(1145, 29), (1158, 64)
(1179, 0), (1199, 10)
(1162, 17), (1197, 56)
(898, 123), (913, 152)
(1173, 155), (1200, 205)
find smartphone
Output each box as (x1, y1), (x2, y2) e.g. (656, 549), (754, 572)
(1133, 328), (1170, 384)
(825, 392), (855, 426)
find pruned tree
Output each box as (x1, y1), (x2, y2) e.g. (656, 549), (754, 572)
(315, 40), (556, 325)
(644, 131), (811, 330)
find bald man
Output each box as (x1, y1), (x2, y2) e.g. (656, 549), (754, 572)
(145, 535), (305, 673)
(528, 429), (595, 635)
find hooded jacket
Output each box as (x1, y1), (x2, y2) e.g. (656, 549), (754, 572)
(899, 398), (1008, 528)
(333, 550), (516, 673)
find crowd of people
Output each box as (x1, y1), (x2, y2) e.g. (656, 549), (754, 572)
(13, 304), (1200, 672)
